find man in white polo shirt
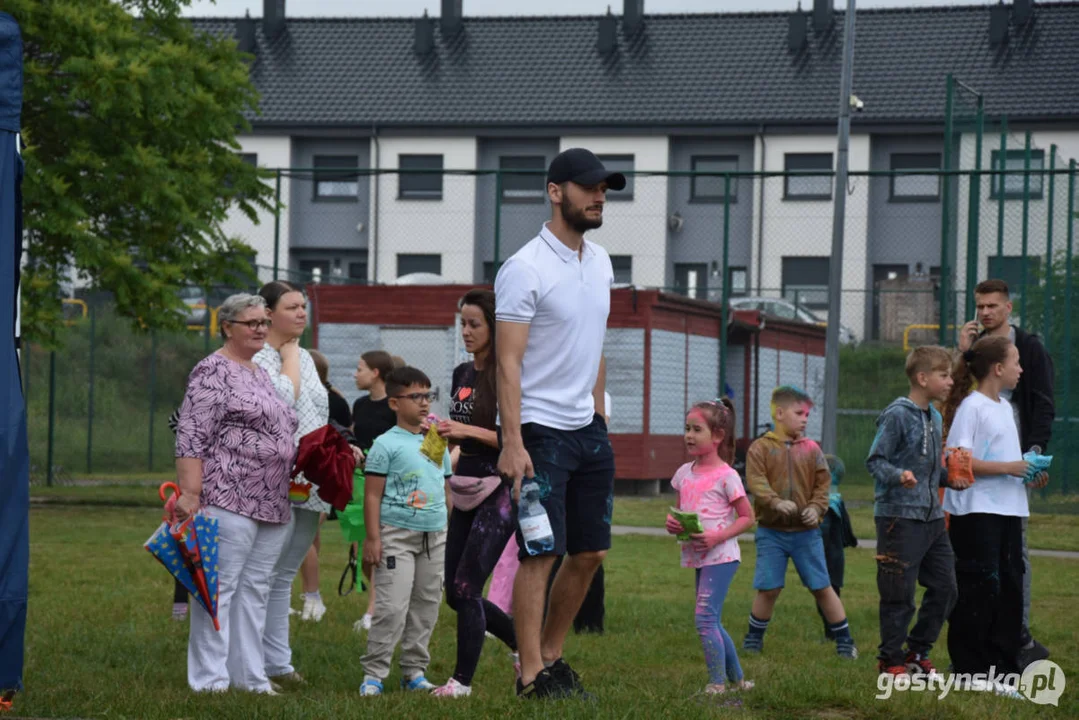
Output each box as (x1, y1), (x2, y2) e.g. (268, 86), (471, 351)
(495, 148), (624, 700)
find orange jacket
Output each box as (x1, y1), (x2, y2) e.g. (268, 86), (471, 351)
(745, 432), (831, 532)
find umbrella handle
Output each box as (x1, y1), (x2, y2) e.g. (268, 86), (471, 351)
(159, 482), (181, 503)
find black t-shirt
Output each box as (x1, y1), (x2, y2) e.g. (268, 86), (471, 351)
(450, 362), (500, 478)
(351, 395), (397, 450)
(328, 387), (353, 430)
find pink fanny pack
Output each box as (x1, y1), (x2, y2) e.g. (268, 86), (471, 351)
(448, 474), (502, 511)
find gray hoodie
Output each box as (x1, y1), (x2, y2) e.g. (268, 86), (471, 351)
(866, 397), (945, 521)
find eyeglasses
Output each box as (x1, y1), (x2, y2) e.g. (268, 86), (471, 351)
(228, 319), (272, 331)
(395, 392), (433, 403)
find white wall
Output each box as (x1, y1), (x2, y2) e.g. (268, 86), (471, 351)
(954, 129), (1079, 306)
(559, 136), (670, 288)
(221, 135), (291, 274)
(758, 134), (870, 334)
(371, 136), (477, 284)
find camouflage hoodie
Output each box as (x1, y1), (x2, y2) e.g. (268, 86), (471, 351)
(745, 432), (831, 531)
(865, 397), (945, 522)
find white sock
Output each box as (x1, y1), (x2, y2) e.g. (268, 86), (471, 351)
(363, 675), (381, 684)
(303, 591), (321, 601)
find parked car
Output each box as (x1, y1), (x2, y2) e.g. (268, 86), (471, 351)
(729, 296), (857, 345)
(178, 285), (209, 325)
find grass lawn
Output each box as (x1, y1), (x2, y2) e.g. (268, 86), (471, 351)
(612, 486), (1079, 553)
(13, 506), (1079, 719)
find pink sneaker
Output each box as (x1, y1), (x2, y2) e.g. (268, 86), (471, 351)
(430, 677), (471, 698)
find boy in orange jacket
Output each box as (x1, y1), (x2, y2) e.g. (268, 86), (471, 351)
(742, 386), (858, 658)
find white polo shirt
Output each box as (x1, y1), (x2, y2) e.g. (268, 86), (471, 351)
(495, 223), (613, 431)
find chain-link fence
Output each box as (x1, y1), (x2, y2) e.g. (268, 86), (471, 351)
(25, 143), (1079, 495)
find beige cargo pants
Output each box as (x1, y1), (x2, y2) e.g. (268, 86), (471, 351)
(361, 524), (447, 680)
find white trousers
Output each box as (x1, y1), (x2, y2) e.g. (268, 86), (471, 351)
(263, 506), (321, 677)
(188, 506), (290, 693)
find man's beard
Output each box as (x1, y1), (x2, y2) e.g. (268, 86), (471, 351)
(560, 200), (603, 234)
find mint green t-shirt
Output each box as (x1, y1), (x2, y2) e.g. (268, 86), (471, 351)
(365, 426), (452, 532)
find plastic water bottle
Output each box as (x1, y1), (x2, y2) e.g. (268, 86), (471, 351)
(518, 481), (555, 556)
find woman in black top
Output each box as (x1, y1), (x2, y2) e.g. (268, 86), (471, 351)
(431, 289), (517, 698)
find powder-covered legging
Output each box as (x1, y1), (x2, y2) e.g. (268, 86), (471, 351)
(444, 484), (518, 686)
(695, 561), (744, 686)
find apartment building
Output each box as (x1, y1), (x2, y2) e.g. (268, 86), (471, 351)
(200, 0), (1079, 340)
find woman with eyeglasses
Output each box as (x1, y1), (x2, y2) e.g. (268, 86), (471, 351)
(252, 281), (360, 690)
(173, 293), (299, 694)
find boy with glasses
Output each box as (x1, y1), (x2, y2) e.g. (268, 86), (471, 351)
(358, 367), (452, 696)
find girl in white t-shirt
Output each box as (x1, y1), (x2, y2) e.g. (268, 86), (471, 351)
(941, 335), (1036, 676)
(666, 399), (755, 695)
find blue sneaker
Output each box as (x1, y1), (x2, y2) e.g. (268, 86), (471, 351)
(401, 674), (436, 691)
(359, 678), (383, 697)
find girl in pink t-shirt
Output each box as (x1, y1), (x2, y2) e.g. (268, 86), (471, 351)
(666, 399), (756, 695)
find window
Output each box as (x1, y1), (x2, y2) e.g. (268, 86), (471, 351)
(990, 149), (1045, 199)
(782, 256), (830, 310)
(500, 155), (547, 202)
(227, 153), (259, 198)
(397, 253), (441, 277)
(890, 152), (941, 201)
(483, 261), (498, 284)
(691, 156), (738, 202)
(728, 266), (748, 297)
(784, 153), (833, 200)
(398, 154), (443, 199)
(988, 255), (1042, 293)
(299, 259), (329, 283)
(349, 259), (368, 284)
(313, 155), (359, 200)
(610, 255), (632, 284)
(674, 263), (709, 300)
(597, 154), (635, 200)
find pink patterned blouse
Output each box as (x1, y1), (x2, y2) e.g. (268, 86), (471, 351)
(671, 461), (747, 568)
(175, 353), (299, 524)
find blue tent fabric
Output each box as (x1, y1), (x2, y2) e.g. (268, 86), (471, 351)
(0, 13), (20, 133)
(0, 11), (27, 695)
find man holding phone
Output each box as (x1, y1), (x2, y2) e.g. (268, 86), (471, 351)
(957, 278), (1054, 667)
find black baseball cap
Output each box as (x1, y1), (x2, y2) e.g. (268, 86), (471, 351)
(546, 148), (627, 191)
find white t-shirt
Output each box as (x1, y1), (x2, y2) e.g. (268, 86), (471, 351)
(943, 391), (1028, 518)
(604, 391), (612, 422)
(495, 223), (613, 431)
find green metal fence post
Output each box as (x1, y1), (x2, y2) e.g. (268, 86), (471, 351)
(965, 95), (984, 320)
(1043, 146), (1057, 348)
(997, 118), (1007, 259)
(493, 170), (503, 276)
(148, 330), (157, 472)
(938, 74), (955, 345)
(719, 175), (731, 396)
(1020, 131), (1032, 322)
(272, 169), (282, 281)
(86, 304), (95, 474)
(46, 349), (56, 486)
(1062, 161), (1075, 493)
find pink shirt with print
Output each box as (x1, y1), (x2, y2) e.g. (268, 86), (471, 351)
(671, 461), (746, 569)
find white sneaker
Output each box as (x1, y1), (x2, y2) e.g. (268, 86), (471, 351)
(288, 607), (300, 616)
(300, 595), (327, 622)
(431, 677), (472, 697)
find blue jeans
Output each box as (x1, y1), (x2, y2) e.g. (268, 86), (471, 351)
(695, 562), (743, 685)
(753, 526), (831, 591)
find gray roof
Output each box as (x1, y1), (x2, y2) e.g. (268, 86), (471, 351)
(191, 3), (1079, 129)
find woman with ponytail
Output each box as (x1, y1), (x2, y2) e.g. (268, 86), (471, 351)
(941, 335), (1039, 680)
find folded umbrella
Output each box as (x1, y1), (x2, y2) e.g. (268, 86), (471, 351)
(145, 483), (220, 631)
(292, 424), (356, 511)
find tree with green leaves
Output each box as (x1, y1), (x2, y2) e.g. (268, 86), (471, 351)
(11, 0), (272, 344)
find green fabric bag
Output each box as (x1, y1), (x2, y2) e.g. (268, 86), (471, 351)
(338, 467), (366, 543)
